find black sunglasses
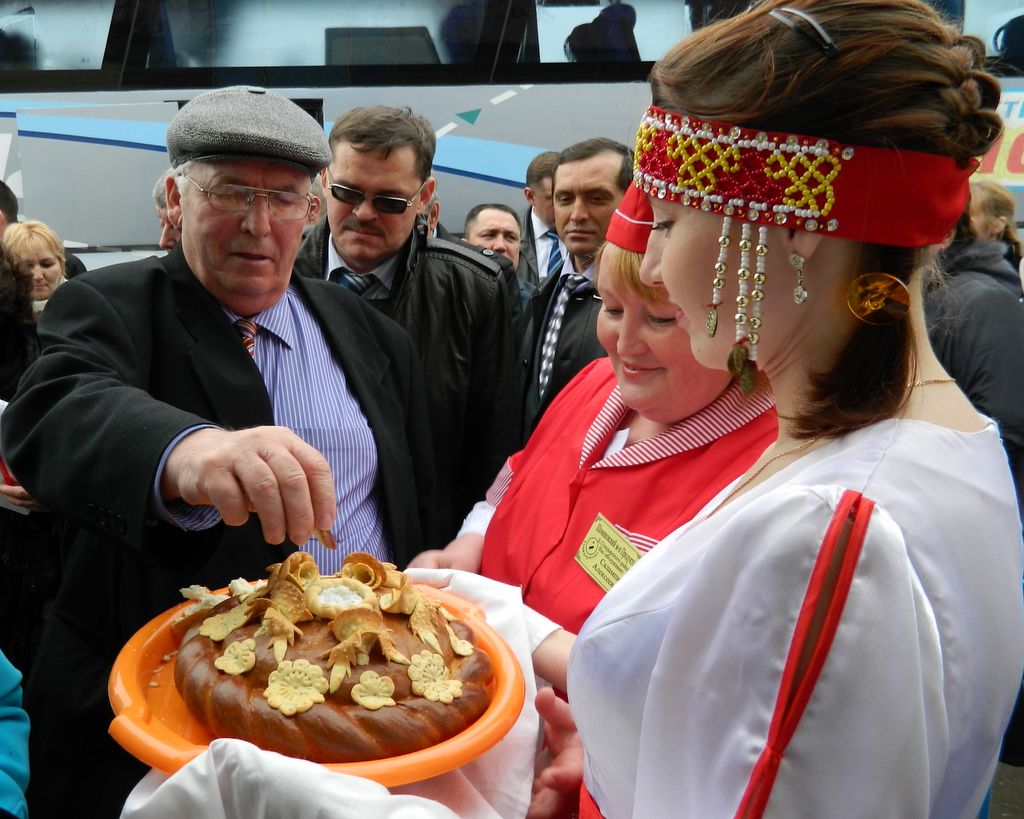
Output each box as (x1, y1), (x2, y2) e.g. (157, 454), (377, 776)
(327, 179), (426, 215)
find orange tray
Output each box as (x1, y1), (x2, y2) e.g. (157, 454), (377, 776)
(109, 584), (525, 787)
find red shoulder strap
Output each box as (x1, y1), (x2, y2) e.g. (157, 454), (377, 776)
(579, 782), (603, 819)
(734, 489), (875, 819)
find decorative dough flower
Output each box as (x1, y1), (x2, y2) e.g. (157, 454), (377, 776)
(270, 577), (313, 623)
(199, 600), (258, 642)
(408, 597), (444, 654)
(264, 659), (329, 716)
(270, 551), (320, 590)
(341, 551), (392, 589)
(255, 607), (304, 664)
(351, 670), (397, 710)
(214, 639), (257, 675)
(407, 650), (463, 704)
(445, 623), (474, 657)
(379, 574), (419, 615)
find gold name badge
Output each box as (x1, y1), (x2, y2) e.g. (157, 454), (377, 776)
(574, 513), (643, 592)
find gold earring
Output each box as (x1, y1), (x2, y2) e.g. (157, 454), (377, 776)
(846, 273), (910, 324)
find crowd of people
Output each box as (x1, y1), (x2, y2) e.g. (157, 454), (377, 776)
(0, 1), (1023, 817)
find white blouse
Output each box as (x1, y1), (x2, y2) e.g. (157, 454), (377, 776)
(569, 418), (1024, 818)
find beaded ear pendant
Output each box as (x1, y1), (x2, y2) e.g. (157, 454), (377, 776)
(707, 216), (731, 338)
(728, 342), (758, 394)
(706, 308), (719, 337)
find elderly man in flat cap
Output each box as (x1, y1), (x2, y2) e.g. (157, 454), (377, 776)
(0, 86), (437, 818)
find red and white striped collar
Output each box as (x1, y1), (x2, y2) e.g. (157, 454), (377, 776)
(581, 381), (775, 469)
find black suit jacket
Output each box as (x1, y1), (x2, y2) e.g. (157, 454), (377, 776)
(519, 206), (541, 287)
(518, 264), (605, 442)
(1, 247), (435, 817)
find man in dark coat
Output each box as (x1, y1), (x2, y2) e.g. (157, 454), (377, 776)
(1, 86), (435, 818)
(519, 138), (631, 440)
(519, 150), (562, 289)
(294, 105), (519, 541)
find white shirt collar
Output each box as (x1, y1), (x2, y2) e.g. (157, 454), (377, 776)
(566, 254), (595, 282)
(325, 233), (400, 291)
(530, 207), (552, 241)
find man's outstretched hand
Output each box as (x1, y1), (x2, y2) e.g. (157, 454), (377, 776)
(162, 426), (335, 545)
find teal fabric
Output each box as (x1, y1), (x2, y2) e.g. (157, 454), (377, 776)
(0, 651), (28, 819)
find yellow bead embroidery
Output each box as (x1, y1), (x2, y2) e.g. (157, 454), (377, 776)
(764, 151), (841, 216)
(670, 133), (741, 194)
(635, 123), (658, 159)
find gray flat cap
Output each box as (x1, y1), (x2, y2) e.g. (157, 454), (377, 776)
(167, 86), (331, 173)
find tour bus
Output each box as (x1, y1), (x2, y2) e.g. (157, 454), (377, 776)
(0, 0), (1022, 265)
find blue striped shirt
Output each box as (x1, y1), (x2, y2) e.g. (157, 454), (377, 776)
(161, 285), (388, 573)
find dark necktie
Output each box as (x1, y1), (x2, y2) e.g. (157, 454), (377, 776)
(543, 229), (563, 278)
(235, 318), (258, 357)
(537, 272), (586, 398)
(331, 267), (376, 295)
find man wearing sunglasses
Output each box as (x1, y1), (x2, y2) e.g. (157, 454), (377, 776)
(295, 105), (519, 543)
(1, 87), (438, 818)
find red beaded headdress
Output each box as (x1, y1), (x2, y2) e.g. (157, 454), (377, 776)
(634, 105), (977, 248)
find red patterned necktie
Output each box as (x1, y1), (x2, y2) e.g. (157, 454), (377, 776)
(235, 318), (258, 357)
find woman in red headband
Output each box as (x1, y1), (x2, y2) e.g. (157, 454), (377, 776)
(531, 2), (1024, 817)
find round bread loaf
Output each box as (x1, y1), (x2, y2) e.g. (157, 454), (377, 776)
(173, 551), (493, 763)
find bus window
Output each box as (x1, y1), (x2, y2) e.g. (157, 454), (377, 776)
(0, 0), (114, 70)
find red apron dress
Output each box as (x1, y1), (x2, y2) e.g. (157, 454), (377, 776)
(481, 358), (776, 633)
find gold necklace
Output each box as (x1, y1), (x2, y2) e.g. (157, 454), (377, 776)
(713, 437), (820, 514)
(911, 378), (955, 387)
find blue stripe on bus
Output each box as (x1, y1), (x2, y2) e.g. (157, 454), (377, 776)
(434, 134), (551, 188)
(432, 165), (524, 189)
(17, 131), (168, 153)
(17, 113), (168, 148)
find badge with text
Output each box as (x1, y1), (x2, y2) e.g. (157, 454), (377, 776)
(574, 513), (643, 592)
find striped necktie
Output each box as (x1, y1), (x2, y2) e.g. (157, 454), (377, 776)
(543, 229), (563, 279)
(235, 318), (258, 357)
(537, 272), (586, 398)
(331, 267), (376, 295)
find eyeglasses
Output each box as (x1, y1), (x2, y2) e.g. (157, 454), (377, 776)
(326, 178), (426, 215)
(182, 175), (312, 221)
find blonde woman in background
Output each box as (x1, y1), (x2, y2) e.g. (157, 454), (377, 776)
(4, 221), (66, 317)
(970, 179), (1023, 273)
